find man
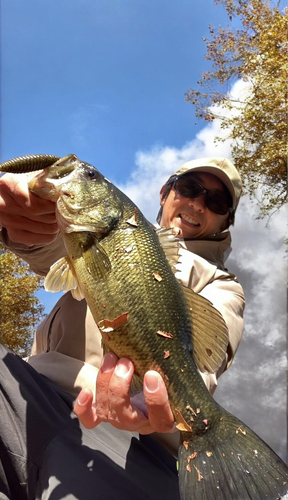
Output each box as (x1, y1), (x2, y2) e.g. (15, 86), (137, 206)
(0, 157), (245, 499)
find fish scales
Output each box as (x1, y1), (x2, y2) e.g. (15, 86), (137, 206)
(1, 153), (287, 500)
(63, 203), (210, 425)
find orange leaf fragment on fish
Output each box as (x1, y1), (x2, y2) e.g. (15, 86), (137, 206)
(175, 409), (193, 432)
(98, 312), (129, 333)
(126, 208), (138, 227)
(156, 330), (173, 339)
(153, 272), (163, 282)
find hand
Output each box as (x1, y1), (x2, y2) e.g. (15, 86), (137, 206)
(74, 353), (176, 435)
(0, 173), (59, 246)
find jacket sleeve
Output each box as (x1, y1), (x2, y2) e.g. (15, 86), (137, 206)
(28, 292), (103, 398)
(0, 226), (67, 276)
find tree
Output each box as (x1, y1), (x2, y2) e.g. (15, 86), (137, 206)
(185, 0), (287, 216)
(0, 244), (45, 356)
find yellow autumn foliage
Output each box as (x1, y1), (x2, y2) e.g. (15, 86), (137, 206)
(185, 0), (287, 216)
(0, 244), (44, 356)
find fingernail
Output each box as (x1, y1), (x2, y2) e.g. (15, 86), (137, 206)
(145, 372), (160, 393)
(115, 360), (130, 377)
(100, 353), (117, 373)
(77, 390), (89, 406)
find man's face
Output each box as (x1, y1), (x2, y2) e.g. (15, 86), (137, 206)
(159, 172), (230, 239)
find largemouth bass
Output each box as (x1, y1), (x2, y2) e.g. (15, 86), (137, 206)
(1, 154), (287, 500)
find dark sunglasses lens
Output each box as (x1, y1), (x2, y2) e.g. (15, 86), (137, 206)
(205, 192), (230, 214)
(174, 177), (230, 215)
(174, 177), (204, 198)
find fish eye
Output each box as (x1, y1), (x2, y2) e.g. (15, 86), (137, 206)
(86, 168), (99, 180)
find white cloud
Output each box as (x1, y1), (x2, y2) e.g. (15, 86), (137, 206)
(210, 79), (253, 120)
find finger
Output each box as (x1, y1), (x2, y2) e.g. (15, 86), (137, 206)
(0, 174), (56, 218)
(74, 388), (98, 429)
(7, 228), (60, 246)
(0, 174), (59, 245)
(143, 371), (175, 433)
(25, 190), (57, 217)
(2, 214), (59, 234)
(7, 216), (59, 234)
(95, 352), (118, 421)
(1, 215), (59, 246)
(106, 358), (138, 422)
(97, 356), (150, 432)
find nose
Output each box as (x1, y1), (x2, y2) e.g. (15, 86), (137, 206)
(188, 194), (206, 212)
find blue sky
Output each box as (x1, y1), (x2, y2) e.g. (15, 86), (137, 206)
(2, 0), (226, 171)
(1, 0), (287, 461)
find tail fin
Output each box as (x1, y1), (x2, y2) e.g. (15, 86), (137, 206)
(178, 411), (288, 500)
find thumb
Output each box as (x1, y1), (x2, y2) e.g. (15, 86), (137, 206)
(73, 388), (99, 429)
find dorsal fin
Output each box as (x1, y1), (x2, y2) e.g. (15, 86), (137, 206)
(181, 286), (229, 374)
(155, 226), (182, 273)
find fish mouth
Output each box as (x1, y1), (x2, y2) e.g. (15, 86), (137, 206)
(179, 214), (200, 226)
(29, 164), (78, 202)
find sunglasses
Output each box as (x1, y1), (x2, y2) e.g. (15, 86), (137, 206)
(170, 174), (232, 216)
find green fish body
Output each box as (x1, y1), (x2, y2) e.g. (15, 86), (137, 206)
(1, 154), (287, 500)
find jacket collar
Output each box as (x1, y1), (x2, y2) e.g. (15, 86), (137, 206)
(180, 231), (232, 271)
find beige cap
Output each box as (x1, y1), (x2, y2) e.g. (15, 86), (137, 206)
(173, 157), (242, 211)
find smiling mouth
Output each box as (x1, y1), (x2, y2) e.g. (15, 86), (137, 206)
(180, 214), (200, 226)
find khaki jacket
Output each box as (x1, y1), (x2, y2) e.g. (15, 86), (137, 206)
(0, 228), (245, 397)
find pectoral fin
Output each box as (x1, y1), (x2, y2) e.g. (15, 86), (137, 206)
(44, 256), (85, 301)
(81, 238), (112, 281)
(182, 286), (229, 374)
